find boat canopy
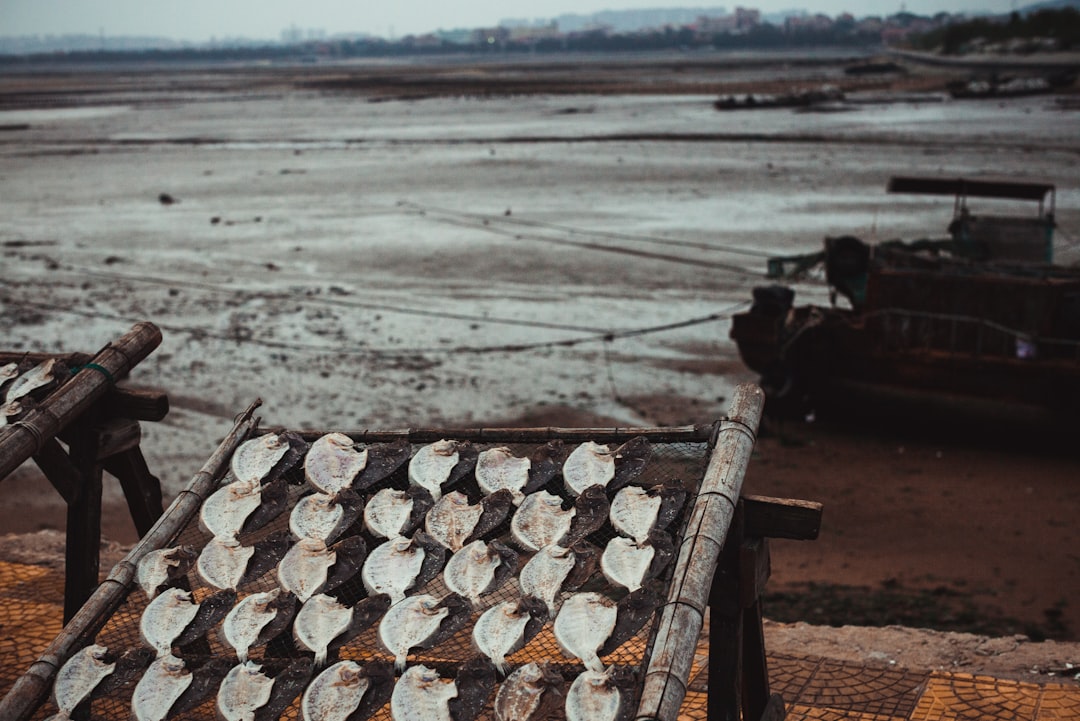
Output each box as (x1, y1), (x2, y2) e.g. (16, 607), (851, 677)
(887, 176), (1055, 209)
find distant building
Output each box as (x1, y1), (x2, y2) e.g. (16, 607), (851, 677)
(507, 22), (560, 42)
(434, 28), (476, 45)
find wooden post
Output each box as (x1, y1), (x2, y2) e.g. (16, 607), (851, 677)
(63, 415), (104, 623)
(103, 447), (164, 537)
(634, 384), (764, 721)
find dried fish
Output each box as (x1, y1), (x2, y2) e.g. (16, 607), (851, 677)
(510, 490), (573, 552)
(450, 656), (498, 721)
(201, 476), (261, 540)
(305, 433), (368, 494)
(197, 536), (255, 590)
(217, 661), (275, 721)
(361, 532), (445, 605)
(0, 361), (18, 387)
(278, 536), (367, 603)
(562, 441), (614, 497)
(476, 447), (532, 503)
(294, 594), (354, 667)
(390, 665), (456, 721)
(323, 594), (392, 666)
(561, 485), (610, 547)
(363, 486), (433, 540)
(173, 588), (237, 649)
(136, 545), (197, 600)
(352, 439), (411, 490)
(256, 659), (315, 721)
(378, 593), (472, 671)
(4, 358), (62, 404)
(131, 654), (191, 721)
(599, 530), (673, 592)
(139, 588), (200, 657)
(524, 440), (568, 495)
(599, 538), (651, 592)
(51, 644), (115, 718)
(494, 662), (564, 721)
(223, 589), (298, 663)
(0, 398), (32, 429)
(552, 592), (618, 672)
(232, 431), (305, 486)
(518, 542), (598, 615)
(291, 489), (363, 544)
(88, 647), (155, 703)
(564, 667), (634, 721)
(609, 481), (688, 544)
(171, 658), (236, 719)
(472, 597), (548, 674)
(609, 437), (652, 493)
(408, 439), (477, 501)
(598, 584), (664, 657)
(512, 487), (607, 551)
(425, 489), (513, 551)
(443, 539), (518, 606)
(302, 662), (373, 721)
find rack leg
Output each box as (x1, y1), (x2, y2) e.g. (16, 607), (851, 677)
(708, 524), (744, 721)
(104, 446), (163, 537)
(64, 426), (103, 623)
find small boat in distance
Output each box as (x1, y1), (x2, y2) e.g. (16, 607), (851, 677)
(729, 176), (1080, 426)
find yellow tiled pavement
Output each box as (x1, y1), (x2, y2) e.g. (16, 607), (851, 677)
(1, 558), (1078, 720)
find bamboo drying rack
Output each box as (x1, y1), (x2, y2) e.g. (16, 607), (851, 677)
(0, 322), (169, 620)
(1, 383), (821, 721)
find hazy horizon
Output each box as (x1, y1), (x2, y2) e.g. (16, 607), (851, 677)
(1, 0), (1021, 43)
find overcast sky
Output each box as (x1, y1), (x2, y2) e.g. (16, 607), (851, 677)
(2, 0), (1019, 42)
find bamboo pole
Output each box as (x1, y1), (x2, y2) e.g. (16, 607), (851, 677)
(0, 322), (162, 482)
(0, 400), (261, 721)
(634, 383), (764, 721)
(280, 424), (716, 445)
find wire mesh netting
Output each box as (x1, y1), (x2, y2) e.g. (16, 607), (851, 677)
(31, 432), (713, 721)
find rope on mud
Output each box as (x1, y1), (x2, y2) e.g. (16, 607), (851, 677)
(410, 210), (759, 275)
(0, 296), (749, 360)
(13, 265), (613, 336)
(396, 200), (777, 259)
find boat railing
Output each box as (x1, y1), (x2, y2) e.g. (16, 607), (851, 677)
(857, 308), (1080, 362)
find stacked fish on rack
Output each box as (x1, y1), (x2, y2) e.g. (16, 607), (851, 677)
(48, 429), (689, 721)
(0, 357), (69, 427)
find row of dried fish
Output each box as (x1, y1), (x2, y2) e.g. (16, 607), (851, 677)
(51, 645), (634, 721)
(57, 584), (648, 721)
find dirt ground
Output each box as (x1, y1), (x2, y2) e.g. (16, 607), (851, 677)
(1, 50), (1079, 675)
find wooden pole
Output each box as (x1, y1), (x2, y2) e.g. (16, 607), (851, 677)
(0, 322), (162, 482)
(280, 424), (715, 445)
(634, 383), (764, 721)
(0, 400), (260, 721)
(63, 414), (104, 623)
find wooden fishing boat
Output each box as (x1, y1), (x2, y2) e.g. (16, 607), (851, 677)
(730, 176), (1080, 423)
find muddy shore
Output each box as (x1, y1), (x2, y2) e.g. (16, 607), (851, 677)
(1, 51), (1078, 661)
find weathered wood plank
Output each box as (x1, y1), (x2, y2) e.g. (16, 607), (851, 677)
(0, 401), (259, 721)
(739, 538), (771, 609)
(93, 417), (142, 460)
(743, 495), (823, 540)
(635, 384), (764, 721)
(99, 387), (169, 422)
